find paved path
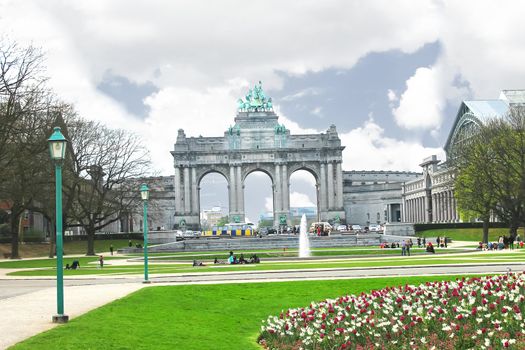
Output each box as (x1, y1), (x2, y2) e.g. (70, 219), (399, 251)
(1, 247), (523, 349)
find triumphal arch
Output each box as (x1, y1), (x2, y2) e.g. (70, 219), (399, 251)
(172, 82), (345, 229)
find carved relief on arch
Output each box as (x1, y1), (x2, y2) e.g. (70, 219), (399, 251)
(196, 165), (231, 186)
(287, 162), (321, 185)
(241, 164), (275, 183)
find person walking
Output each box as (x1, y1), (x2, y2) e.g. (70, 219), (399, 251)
(406, 240), (411, 256)
(99, 255), (104, 268)
(109, 244), (114, 256)
(401, 240), (406, 256)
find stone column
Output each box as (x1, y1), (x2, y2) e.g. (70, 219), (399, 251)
(274, 164), (281, 213)
(236, 166), (244, 220)
(319, 163), (327, 212)
(445, 191), (450, 222)
(439, 192), (444, 222)
(183, 166), (190, 213)
(174, 166), (182, 213)
(418, 197), (422, 223)
(336, 162), (344, 208)
(229, 166), (236, 214)
(281, 164), (289, 214)
(327, 162), (334, 209)
(409, 199), (413, 223)
(191, 167), (198, 214)
(449, 191), (453, 222)
(419, 197), (424, 223)
(451, 191), (458, 222)
(431, 194), (436, 223)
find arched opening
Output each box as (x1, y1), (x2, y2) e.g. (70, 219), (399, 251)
(199, 172), (229, 230)
(289, 169), (318, 229)
(244, 171), (273, 230)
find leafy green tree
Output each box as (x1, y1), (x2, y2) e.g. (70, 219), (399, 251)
(216, 215), (229, 227)
(453, 106), (525, 241)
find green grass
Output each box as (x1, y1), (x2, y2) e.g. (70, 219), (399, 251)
(62, 239), (142, 255)
(0, 256), (121, 269)
(0, 239), (143, 259)
(10, 275), (473, 350)
(8, 250), (525, 276)
(416, 227), (524, 242)
(147, 247), (467, 261)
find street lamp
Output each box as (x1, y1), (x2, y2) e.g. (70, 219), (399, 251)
(140, 183), (151, 283)
(48, 126), (69, 323)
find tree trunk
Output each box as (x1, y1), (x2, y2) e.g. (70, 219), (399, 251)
(509, 224), (518, 239)
(10, 212), (20, 259)
(48, 221), (56, 258)
(482, 219), (489, 244)
(86, 226), (96, 256)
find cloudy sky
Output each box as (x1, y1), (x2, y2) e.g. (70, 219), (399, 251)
(2, 0), (524, 222)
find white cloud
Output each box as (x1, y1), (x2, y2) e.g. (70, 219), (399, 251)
(2, 0), (525, 176)
(289, 192), (315, 207)
(340, 119), (445, 171)
(392, 67), (444, 130)
(387, 89), (397, 102)
(264, 197), (273, 212)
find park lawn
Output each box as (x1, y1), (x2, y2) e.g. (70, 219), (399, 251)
(416, 227), (524, 241)
(8, 251), (524, 276)
(0, 239), (142, 259)
(145, 248), (468, 261)
(10, 275), (472, 350)
(0, 256), (122, 269)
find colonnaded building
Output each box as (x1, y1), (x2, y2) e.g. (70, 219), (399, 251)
(145, 82), (421, 231)
(12, 86), (524, 238)
(401, 90), (525, 224)
(132, 87), (525, 232)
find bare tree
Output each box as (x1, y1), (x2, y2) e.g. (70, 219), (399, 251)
(0, 38), (46, 165)
(0, 39), (49, 258)
(66, 120), (151, 255)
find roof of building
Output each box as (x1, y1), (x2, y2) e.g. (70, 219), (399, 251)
(443, 90), (525, 154)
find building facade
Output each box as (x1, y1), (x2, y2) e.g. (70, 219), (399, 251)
(343, 171), (421, 226)
(171, 82), (345, 230)
(402, 90), (525, 223)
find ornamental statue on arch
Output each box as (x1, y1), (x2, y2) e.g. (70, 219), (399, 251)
(237, 81), (273, 112)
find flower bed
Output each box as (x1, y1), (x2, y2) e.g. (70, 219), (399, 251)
(259, 273), (525, 349)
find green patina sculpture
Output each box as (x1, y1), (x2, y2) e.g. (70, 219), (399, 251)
(237, 81), (273, 112)
(279, 215), (287, 225)
(228, 124), (240, 136)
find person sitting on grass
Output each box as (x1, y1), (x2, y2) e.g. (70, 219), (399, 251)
(228, 251), (237, 264)
(249, 254), (260, 263)
(192, 260), (205, 267)
(239, 253), (247, 264)
(426, 242), (435, 254)
(71, 260), (80, 269)
(65, 263), (71, 270)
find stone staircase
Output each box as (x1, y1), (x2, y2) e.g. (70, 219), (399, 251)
(121, 233), (382, 253)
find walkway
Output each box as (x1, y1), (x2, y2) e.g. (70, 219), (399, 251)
(0, 242), (522, 349)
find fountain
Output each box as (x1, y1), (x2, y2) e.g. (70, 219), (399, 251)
(299, 214), (310, 257)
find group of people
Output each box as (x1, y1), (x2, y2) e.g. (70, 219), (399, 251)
(224, 251), (260, 264)
(192, 251), (261, 267)
(477, 234), (523, 251)
(379, 242), (400, 248)
(379, 237), (436, 254)
(65, 255), (104, 270)
(65, 259), (80, 270)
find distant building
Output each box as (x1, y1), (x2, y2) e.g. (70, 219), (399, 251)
(402, 90), (525, 223)
(200, 206), (225, 228)
(343, 171), (421, 227)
